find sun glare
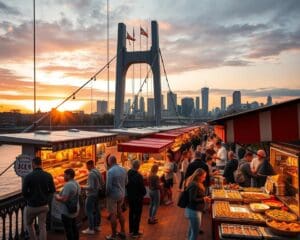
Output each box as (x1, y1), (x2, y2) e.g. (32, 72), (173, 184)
(21, 100), (86, 112)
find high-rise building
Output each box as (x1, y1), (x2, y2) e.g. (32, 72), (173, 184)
(124, 99), (131, 114)
(201, 87), (209, 115)
(167, 91), (177, 116)
(139, 96), (145, 113)
(195, 97), (200, 111)
(221, 97), (226, 112)
(133, 95), (139, 113)
(232, 91), (241, 110)
(181, 98), (194, 117)
(96, 100), (108, 115)
(147, 98), (155, 117)
(161, 94), (165, 110)
(267, 95), (272, 106)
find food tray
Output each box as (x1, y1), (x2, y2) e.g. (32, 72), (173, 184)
(266, 220), (300, 237)
(212, 189), (243, 201)
(265, 209), (298, 222)
(240, 192), (271, 202)
(258, 227), (296, 240)
(220, 224), (262, 239)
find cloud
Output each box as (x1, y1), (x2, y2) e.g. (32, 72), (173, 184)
(0, 1), (20, 15)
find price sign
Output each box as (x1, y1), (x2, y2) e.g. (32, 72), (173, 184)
(14, 154), (33, 177)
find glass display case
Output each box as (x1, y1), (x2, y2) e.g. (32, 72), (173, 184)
(37, 145), (94, 189)
(270, 143), (300, 216)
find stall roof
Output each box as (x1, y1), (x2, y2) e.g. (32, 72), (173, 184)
(209, 98), (300, 144)
(150, 132), (183, 139)
(117, 138), (173, 153)
(0, 130), (116, 151)
(107, 128), (159, 136)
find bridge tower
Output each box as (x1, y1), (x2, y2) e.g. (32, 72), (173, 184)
(114, 21), (161, 128)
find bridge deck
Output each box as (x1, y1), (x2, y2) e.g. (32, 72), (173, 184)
(48, 177), (213, 240)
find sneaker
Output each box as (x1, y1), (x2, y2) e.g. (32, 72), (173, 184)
(199, 230), (204, 234)
(95, 226), (101, 232)
(148, 219), (158, 224)
(105, 235), (116, 240)
(82, 228), (95, 234)
(131, 232), (143, 238)
(117, 232), (126, 239)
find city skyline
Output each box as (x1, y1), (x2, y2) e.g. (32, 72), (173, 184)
(0, 0), (300, 113)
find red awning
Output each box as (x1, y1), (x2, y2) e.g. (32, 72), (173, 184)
(210, 98), (300, 144)
(150, 132), (182, 139)
(117, 138), (174, 153)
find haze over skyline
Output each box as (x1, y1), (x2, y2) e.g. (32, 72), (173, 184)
(0, 0), (300, 113)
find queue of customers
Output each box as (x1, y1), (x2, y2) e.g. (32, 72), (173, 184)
(21, 133), (272, 240)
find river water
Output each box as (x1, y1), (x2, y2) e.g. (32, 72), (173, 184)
(0, 144), (22, 197)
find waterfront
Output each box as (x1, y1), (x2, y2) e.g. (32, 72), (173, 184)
(0, 145), (22, 197)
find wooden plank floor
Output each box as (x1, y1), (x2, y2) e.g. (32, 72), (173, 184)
(48, 177), (213, 240)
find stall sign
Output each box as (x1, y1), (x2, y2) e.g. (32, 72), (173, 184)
(14, 154), (33, 177)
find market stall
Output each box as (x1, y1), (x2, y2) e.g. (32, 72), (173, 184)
(117, 137), (174, 203)
(0, 130), (117, 229)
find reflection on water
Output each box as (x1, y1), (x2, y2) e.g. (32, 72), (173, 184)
(0, 145), (22, 197)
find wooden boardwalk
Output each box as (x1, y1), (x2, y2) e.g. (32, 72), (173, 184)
(48, 179), (213, 240)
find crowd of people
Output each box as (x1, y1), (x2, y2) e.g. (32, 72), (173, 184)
(21, 130), (274, 240)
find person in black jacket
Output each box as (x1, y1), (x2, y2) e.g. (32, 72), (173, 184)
(22, 157), (56, 240)
(223, 151), (238, 184)
(185, 168), (211, 240)
(126, 160), (146, 238)
(185, 151), (210, 189)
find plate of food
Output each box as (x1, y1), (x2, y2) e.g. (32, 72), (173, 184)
(266, 219), (300, 237)
(250, 203), (270, 213)
(262, 199), (284, 209)
(265, 209), (298, 222)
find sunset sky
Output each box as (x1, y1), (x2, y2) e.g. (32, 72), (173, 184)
(0, 0), (300, 113)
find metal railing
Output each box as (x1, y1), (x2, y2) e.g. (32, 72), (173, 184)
(0, 192), (26, 240)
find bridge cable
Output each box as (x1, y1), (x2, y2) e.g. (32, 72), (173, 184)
(0, 55), (117, 177)
(22, 55), (117, 133)
(158, 49), (184, 124)
(118, 52), (159, 128)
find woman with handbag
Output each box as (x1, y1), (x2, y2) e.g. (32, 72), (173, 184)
(185, 168), (211, 240)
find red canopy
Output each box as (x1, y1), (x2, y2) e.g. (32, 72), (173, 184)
(150, 132), (182, 139)
(210, 98), (300, 144)
(117, 138), (174, 153)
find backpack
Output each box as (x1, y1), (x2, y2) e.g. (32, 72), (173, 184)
(173, 162), (178, 173)
(233, 162), (246, 184)
(91, 169), (106, 199)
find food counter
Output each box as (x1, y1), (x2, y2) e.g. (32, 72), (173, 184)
(270, 143), (300, 217)
(0, 130), (117, 229)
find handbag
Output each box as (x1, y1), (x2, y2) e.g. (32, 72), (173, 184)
(177, 188), (189, 208)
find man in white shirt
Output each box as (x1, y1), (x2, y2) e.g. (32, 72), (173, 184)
(250, 149), (266, 187)
(214, 140), (227, 170)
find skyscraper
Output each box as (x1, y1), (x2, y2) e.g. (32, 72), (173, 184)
(133, 95), (139, 113)
(161, 94), (165, 110)
(181, 98), (194, 117)
(232, 91), (241, 110)
(195, 97), (200, 111)
(139, 96), (145, 113)
(221, 97), (226, 112)
(147, 98), (155, 117)
(267, 95), (272, 106)
(167, 91), (177, 116)
(201, 87), (209, 115)
(96, 100), (108, 115)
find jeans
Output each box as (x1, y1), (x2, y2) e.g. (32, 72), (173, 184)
(61, 214), (79, 240)
(128, 198), (143, 234)
(149, 189), (160, 219)
(85, 195), (100, 230)
(185, 208), (202, 240)
(24, 205), (49, 240)
(179, 172), (185, 189)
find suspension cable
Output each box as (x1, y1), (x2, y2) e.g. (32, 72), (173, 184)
(22, 54), (117, 133)
(159, 48), (184, 124)
(118, 52), (159, 128)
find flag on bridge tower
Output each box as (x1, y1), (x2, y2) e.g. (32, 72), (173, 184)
(126, 32), (136, 41)
(140, 27), (148, 37)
